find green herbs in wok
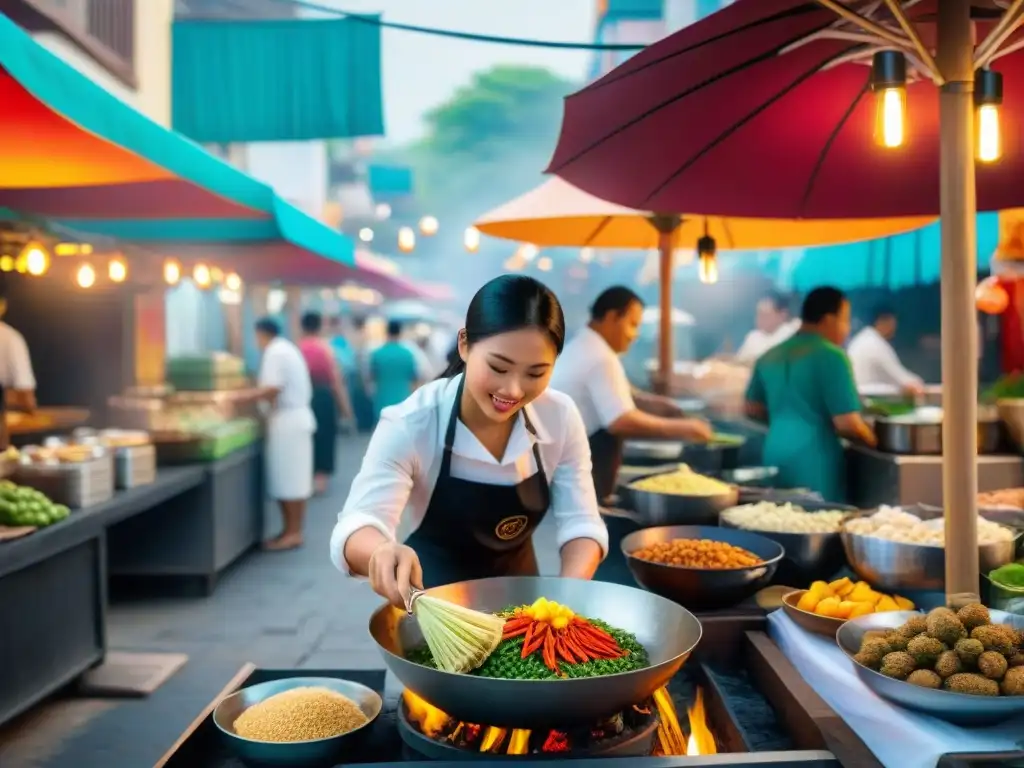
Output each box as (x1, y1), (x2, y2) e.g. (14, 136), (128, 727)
(406, 597), (649, 680)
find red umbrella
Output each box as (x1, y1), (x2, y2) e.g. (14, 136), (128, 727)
(548, 0), (1022, 605)
(547, 0), (1017, 218)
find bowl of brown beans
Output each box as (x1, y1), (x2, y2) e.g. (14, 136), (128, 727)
(620, 525), (785, 611)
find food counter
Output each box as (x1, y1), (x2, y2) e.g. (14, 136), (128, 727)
(0, 439), (264, 728)
(845, 443), (1024, 507)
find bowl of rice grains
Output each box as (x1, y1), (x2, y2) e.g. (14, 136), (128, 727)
(621, 524), (785, 611)
(213, 677), (382, 766)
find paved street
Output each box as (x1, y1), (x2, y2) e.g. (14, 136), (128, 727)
(0, 434), (563, 767)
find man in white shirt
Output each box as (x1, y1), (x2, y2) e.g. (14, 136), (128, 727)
(847, 305), (925, 396)
(0, 283), (36, 413)
(256, 318), (316, 551)
(734, 292), (800, 364)
(550, 286), (712, 501)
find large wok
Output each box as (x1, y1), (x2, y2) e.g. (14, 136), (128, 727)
(368, 576), (701, 728)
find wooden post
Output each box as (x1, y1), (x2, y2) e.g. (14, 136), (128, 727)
(649, 214), (682, 395)
(937, 0), (980, 606)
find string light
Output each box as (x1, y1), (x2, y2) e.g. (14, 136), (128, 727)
(463, 226), (480, 253)
(23, 244), (49, 276)
(398, 226), (416, 253)
(870, 51), (907, 149)
(0, 256), (13, 272)
(359, 227), (374, 243)
(419, 215), (439, 236)
(108, 258), (127, 283)
(225, 272), (242, 291)
(163, 260), (181, 285)
(193, 263), (212, 288)
(76, 263), (96, 288)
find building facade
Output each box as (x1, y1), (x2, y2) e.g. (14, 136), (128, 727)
(6, 0), (174, 125)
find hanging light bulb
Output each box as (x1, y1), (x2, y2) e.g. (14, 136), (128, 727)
(419, 215), (439, 236)
(163, 260), (181, 285)
(193, 263), (212, 288)
(975, 68), (1003, 164)
(108, 258), (127, 283)
(225, 272), (242, 291)
(76, 263), (96, 289)
(697, 231), (719, 285)
(0, 256), (13, 272)
(463, 226), (480, 253)
(398, 226), (416, 253)
(20, 242), (50, 276)
(359, 227), (374, 243)
(870, 51), (907, 149)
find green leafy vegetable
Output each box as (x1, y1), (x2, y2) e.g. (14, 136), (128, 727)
(407, 616), (649, 680)
(989, 563), (1024, 590)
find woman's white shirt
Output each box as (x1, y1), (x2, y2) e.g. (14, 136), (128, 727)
(329, 374), (609, 576)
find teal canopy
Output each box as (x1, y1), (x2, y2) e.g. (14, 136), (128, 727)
(172, 17), (384, 143)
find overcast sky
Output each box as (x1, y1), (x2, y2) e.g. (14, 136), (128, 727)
(310, 1), (598, 144)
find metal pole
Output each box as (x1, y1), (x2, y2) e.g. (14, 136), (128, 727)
(937, 0), (980, 607)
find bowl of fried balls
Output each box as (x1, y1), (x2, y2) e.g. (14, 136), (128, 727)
(837, 604), (1024, 725)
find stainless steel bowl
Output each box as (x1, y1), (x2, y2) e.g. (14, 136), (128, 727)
(213, 676), (382, 767)
(720, 501), (857, 584)
(623, 440), (683, 464)
(619, 478), (740, 528)
(368, 576), (702, 728)
(837, 610), (1024, 725)
(841, 524), (1020, 592)
(621, 525), (784, 611)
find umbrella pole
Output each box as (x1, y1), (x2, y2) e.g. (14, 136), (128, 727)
(937, 0), (980, 607)
(650, 214), (682, 394)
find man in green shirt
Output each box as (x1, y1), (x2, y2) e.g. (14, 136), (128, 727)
(745, 287), (876, 502)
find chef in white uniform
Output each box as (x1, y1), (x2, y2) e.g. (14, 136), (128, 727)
(550, 286), (711, 502)
(0, 279), (36, 412)
(734, 292), (800, 364)
(847, 305), (924, 396)
(331, 275), (608, 607)
(256, 318), (316, 551)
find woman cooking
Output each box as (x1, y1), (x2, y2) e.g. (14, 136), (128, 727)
(330, 275), (609, 607)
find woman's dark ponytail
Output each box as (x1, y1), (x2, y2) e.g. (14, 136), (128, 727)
(438, 340), (466, 379)
(437, 275), (565, 380)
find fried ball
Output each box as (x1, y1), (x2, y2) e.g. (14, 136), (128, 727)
(971, 624), (1017, 656)
(1001, 666), (1024, 696)
(933, 650), (962, 679)
(955, 603), (990, 632)
(906, 669), (942, 689)
(955, 638), (985, 667)
(883, 631), (910, 652)
(978, 651), (1009, 681)
(906, 635), (945, 666)
(879, 651), (917, 680)
(897, 616), (928, 638)
(926, 611), (968, 647)
(854, 641), (890, 669)
(943, 672), (1000, 696)
(1008, 652), (1024, 669)
(864, 629), (890, 644)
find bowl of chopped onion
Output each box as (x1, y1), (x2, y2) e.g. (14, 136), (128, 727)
(841, 506), (1021, 592)
(720, 501), (858, 583)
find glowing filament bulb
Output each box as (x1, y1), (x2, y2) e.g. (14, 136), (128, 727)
(164, 260), (181, 285)
(193, 263), (212, 288)
(76, 264), (96, 288)
(977, 103), (1001, 163)
(109, 259), (127, 283)
(876, 87), (906, 149)
(698, 253), (718, 285)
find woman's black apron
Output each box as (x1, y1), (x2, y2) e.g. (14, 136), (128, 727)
(404, 378), (551, 588)
(588, 427), (623, 503)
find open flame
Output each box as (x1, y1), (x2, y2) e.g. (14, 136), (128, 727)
(403, 685), (716, 757)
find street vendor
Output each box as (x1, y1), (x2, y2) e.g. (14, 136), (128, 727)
(745, 287), (876, 502)
(255, 318), (316, 551)
(0, 278), (36, 412)
(331, 275), (609, 607)
(734, 292), (800, 364)
(549, 286), (712, 502)
(847, 304), (925, 396)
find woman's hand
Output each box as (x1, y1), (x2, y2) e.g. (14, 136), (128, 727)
(368, 541), (424, 608)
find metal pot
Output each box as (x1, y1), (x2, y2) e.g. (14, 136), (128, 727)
(874, 412), (1002, 455)
(618, 478), (739, 528)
